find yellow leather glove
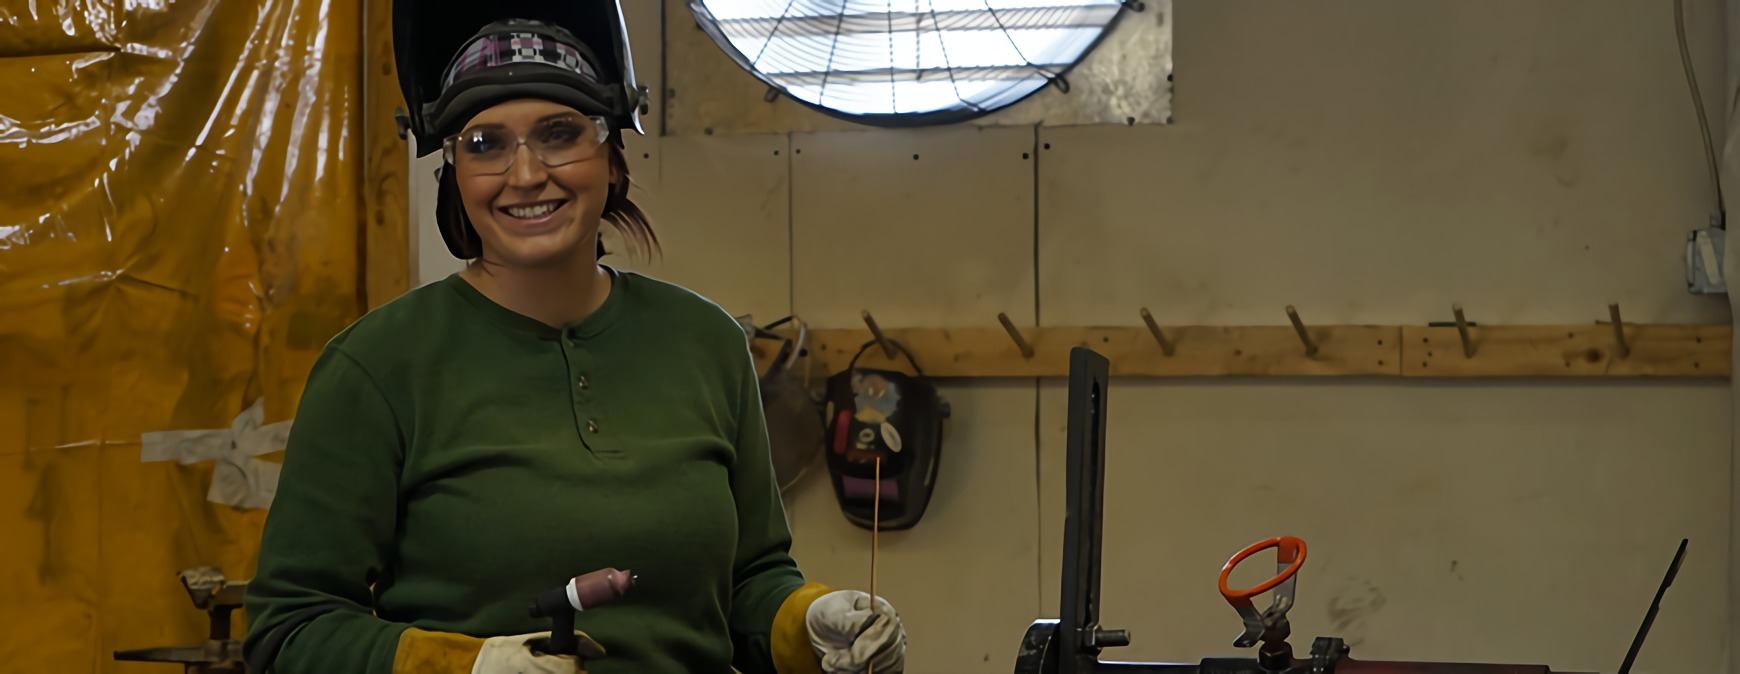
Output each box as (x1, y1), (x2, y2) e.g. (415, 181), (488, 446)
(394, 627), (605, 674)
(771, 583), (908, 674)
(771, 583), (833, 674)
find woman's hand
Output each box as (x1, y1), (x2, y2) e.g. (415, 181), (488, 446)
(804, 590), (907, 673)
(472, 631), (604, 674)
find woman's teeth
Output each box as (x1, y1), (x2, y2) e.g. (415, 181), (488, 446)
(505, 202), (559, 219)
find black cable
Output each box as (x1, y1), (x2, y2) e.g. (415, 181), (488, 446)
(924, 0), (975, 109)
(1675, 0), (1724, 227)
(981, 1), (1054, 79)
(748, 0), (801, 66)
(816, 3), (849, 101)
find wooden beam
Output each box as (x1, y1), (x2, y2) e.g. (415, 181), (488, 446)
(805, 325), (1399, 377)
(1401, 324), (1730, 377)
(362, 0), (410, 310)
(750, 323), (1730, 379)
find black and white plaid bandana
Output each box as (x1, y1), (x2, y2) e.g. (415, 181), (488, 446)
(442, 30), (600, 90)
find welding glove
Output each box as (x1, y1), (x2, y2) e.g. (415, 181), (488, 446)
(473, 631), (605, 674)
(394, 627), (604, 674)
(805, 589), (907, 674)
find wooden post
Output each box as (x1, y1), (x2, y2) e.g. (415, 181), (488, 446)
(862, 310), (896, 358)
(998, 312), (1035, 359)
(1609, 303), (1630, 359)
(1285, 305), (1318, 357)
(1453, 304), (1475, 358)
(1140, 307), (1175, 356)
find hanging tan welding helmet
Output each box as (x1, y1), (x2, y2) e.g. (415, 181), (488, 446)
(392, 0), (647, 259)
(738, 315), (827, 493)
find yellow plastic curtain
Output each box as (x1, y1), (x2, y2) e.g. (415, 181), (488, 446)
(0, 0), (363, 670)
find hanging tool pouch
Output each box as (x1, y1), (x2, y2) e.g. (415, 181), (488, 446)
(822, 338), (947, 531)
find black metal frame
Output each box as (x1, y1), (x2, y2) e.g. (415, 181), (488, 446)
(1018, 347), (1195, 673)
(1059, 347), (1129, 672)
(1015, 346), (1594, 674)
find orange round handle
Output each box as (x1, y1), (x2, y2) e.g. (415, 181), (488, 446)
(1218, 536), (1307, 600)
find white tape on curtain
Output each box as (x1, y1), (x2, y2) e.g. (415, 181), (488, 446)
(140, 399), (292, 510)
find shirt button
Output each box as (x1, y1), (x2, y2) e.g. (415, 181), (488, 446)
(586, 419), (599, 433)
(576, 375), (589, 390)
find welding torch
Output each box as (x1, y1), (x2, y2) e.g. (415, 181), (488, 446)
(528, 567), (636, 656)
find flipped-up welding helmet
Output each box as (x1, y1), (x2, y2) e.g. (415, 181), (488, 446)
(394, 1), (645, 155)
(392, 1), (647, 258)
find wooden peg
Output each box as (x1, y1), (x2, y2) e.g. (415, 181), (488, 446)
(1285, 305), (1318, 357)
(1139, 307), (1175, 356)
(1452, 303), (1475, 358)
(861, 310), (896, 359)
(1608, 303), (1630, 359)
(997, 312), (1035, 359)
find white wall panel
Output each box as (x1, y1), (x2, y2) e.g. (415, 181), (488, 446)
(791, 126), (1037, 329)
(1038, 1), (1729, 326)
(615, 134), (790, 320)
(409, 150), (459, 287)
(785, 125), (1040, 673)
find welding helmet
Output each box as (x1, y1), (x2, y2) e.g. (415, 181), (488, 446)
(394, 1), (644, 155)
(821, 339), (948, 531)
(392, 1), (646, 258)
(737, 315), (827, 493)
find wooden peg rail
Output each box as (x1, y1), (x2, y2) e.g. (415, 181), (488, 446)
(751, 322), (1731, 379)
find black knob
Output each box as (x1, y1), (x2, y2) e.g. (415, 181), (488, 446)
(1094, 628), (1130, 648)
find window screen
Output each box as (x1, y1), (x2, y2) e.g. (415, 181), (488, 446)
(687, 0), (1132, 125)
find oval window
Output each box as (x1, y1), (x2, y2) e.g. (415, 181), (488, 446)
(687, 0), (1132, 126)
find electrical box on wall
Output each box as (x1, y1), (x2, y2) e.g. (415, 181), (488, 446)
(1686, 227), (1725, 295)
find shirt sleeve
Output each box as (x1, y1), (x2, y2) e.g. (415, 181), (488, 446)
(243, 345), (412, 674)
(725, 336), (810, 674)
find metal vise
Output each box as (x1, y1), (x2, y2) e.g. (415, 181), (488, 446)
(113, 566), (249, 673)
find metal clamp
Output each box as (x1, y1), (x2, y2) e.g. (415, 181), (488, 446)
(1218, 535), (1307, 649)
(111, 567), (248, 673)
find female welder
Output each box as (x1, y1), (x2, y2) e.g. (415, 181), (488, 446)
(242, 8), (905, 674)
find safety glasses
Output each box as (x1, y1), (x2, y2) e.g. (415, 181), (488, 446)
(442, 113), (611, 176)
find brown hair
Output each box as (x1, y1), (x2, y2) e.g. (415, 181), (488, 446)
(599, 143), (659, 260)
(438, 143), (660, 261)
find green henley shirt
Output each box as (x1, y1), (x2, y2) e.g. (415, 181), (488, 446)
(243, 267), (808, 674)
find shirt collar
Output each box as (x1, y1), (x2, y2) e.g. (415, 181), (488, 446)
(442, 265), (626, 341)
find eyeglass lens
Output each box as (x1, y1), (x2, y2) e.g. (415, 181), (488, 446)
(453, 115), (604, 174)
